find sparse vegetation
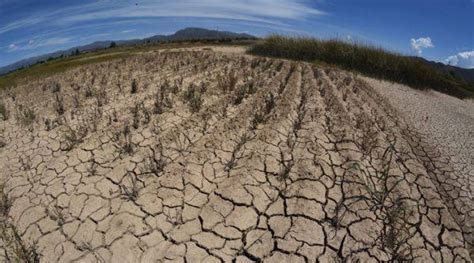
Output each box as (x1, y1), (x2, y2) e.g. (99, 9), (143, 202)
(53, 93), (65, 115)
(43, 117), (62, 131)
(248, 36), (474, 98)
(16, 104), (36, 126)
(352, 143), (398, 210)
(153, 87), (172, 114)
(72, 94), (81, 109)
(188, 93), (202, 113)
(130, 102), (150, 129)
(224, 133), (249, 172)
(51, 82), (61, 93)
(0, 184), (11, 217)
(1, 184), (40, 263)
(217, 70), (238, 93)
(278, 151), (293, 180)
(351, 141), (415, 261)
(121, 172), (139, 201)
(0, 139), (6, 148)
(327, 198), (346, 231)
(354, 112), (379, 154)
(131, 79), (138, 94)
(0, 100), (8, 120)
(183, 83), (203, 113)
(19, 155), (31, 171)
(62, 122), (88, 151)
(94, 88), (108, 107)
(116, 125), (134, 155)
(145, 145), (167, 177)
(232, 85), (248, 105)
(84, 86), (94, 98)
(252, 92), (275, 128)
(76, 241), (93, 252)
(46, 205), (66, 226)
(88, 160), (98, 176)
(252, 112), (265, 129)
(0, 224), (41, 263)
(153, 93), (164, 115)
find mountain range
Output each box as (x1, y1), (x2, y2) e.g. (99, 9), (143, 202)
(413, 57), (474, 84)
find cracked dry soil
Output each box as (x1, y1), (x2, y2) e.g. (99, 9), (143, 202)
(0, 49), (472, 262)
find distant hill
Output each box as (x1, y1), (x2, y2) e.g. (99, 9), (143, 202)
(412, 57), (474, 83)
(0, 28), (256, 75)
(148, 27), (254, 42)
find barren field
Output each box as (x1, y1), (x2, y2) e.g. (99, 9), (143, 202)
(0, 49), (472, 262)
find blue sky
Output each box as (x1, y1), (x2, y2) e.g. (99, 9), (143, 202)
(1, 0), (473, 68)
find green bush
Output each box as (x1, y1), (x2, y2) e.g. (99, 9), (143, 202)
(248, 36), (474, 99)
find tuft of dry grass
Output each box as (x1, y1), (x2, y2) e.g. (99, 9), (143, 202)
(62, 122), (88, 151)
(183, 83), (203, 113)
(0, 184), (11, 217)
(131, 79), (138, 94)
(16, 104), (36, 126)
(1, 184), (41, 262)
(53, 93), (65, 115)
(0, 100), (8, 120)
(351, 141), (415, 261)
(121, 172), (140, 201)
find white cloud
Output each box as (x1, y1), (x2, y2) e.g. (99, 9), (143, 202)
(0, 17), (43, 34)
(8, 43), (17, 50)
(446, 51), (474, 69)
(37, 37), (71, 47)
(65, 0), (325, 25)
(7, 37), (71, 52)
(0, 0), (326, 35)
(410, 37), (434, 55)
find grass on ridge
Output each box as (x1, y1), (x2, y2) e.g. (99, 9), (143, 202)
(248, 35), (474, 99)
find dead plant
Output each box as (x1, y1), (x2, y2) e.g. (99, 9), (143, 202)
(117, 125), (134, 155)
(131, 79), (138, 94)
(16, 104), (36, 126)
(351, 141), (415, 261)
(0, 100), (9, 120)
(121, 172), (140, 201)
(62, 122), (88, 151)
(53, 93), (65, 115)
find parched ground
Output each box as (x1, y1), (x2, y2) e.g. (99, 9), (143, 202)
(367, 78), (474, 260)
(0, 48), (472, 262)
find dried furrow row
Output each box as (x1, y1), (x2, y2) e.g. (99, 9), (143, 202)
(0, 50), (471, 262)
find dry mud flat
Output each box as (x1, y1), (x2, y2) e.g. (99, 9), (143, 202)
(0, 50), (472, 262)
(367, 77), (474, 259)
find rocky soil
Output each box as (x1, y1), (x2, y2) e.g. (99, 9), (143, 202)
(0, 49), (472, 262)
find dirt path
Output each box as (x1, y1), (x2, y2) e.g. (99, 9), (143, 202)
(0, 50), (471, 262)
